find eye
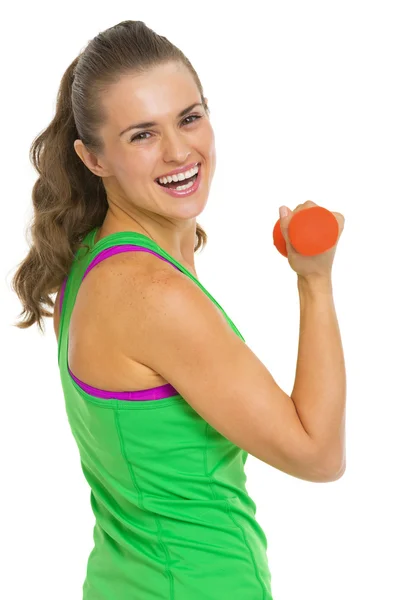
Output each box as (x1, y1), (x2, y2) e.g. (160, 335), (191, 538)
(129, 114), (203, 143)
(182, 114), (202, 126)
(130, 131), (151, 143)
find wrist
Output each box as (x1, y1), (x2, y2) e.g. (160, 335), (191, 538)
(297, 274), (333, 295)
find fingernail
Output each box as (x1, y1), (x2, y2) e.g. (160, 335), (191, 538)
(279, 206), (288, 218)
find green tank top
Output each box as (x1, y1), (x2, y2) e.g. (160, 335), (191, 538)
(57, 227), (273, 599)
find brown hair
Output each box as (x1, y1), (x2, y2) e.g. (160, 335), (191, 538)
(11, 20), (209, 334)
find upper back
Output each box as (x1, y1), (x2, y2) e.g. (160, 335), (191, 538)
(57, 226), (245, 398)
(66, 248), (185, 393)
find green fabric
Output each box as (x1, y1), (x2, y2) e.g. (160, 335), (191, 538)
(58, 227), (273, 599)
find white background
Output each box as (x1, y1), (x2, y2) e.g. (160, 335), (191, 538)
(2, 1), (399, 599)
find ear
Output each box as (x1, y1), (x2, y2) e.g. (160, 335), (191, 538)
(73, 139), (112, 177)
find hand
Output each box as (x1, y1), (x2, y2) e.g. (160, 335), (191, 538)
(279, 200), (345, 279)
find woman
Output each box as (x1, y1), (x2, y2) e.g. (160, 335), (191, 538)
(12, 20), (346, 600)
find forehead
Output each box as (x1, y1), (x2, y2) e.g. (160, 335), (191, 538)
(102, 62), (199, 129)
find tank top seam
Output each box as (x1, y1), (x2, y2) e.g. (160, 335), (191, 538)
(204, 421), (267, 599)
(114, 407), (175, 599)
(225, 500), (268, 599)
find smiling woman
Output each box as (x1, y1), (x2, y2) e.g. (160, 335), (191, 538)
(10, 19), (274, 600)
(71, 58), (216, 258)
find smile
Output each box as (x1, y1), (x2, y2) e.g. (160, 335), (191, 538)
(155, 163), (202, 198)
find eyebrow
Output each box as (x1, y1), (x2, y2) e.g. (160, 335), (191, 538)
(119, 102), (204, 137)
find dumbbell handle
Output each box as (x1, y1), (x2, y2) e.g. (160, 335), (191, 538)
(273, 206), (339, 257)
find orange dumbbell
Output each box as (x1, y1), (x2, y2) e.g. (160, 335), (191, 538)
(273, 206), (339, 257)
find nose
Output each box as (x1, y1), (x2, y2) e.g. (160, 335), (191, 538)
(161, 129), (191, 164)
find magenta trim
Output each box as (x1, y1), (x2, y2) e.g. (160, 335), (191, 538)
(67, 364), (179, 400)
(82, 245), (180, 284)
(60, 244), (182, 401)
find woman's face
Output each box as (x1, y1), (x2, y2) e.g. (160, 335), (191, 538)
(96, 61), (216, 223)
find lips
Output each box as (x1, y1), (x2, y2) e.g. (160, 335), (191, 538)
(155, 163), (202, 197)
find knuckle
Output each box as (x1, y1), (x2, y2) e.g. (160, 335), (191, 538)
(334, 212), (345, 224)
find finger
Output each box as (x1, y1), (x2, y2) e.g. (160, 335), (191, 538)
(292, 200), (316, 213)
(332, 212), (345, 231)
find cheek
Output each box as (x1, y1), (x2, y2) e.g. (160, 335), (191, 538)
(107, 150), (134, 178)
(204, 121), (215, 143)
(114, 154), (152, 181)
(199, 123), (216, 158)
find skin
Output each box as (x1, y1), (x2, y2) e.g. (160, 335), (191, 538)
(73, 60), (217, 275)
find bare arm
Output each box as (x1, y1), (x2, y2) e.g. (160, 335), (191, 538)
(95, 252), (344, 483)
(291, 275), (347, 478)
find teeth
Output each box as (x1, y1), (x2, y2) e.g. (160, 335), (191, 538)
(157, 164), (199, 185)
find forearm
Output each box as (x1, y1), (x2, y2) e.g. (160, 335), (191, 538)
(291, 275), (347, 476)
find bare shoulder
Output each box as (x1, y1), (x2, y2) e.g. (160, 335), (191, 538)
(83, 248), (181, 335)
(76, 248), (174, 311)
(92, 249), (193, 328)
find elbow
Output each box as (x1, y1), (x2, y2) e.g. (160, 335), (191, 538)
(321, 456), (346, 482)
(304, 450), (346, 483)
(313, 438), (346, 482)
